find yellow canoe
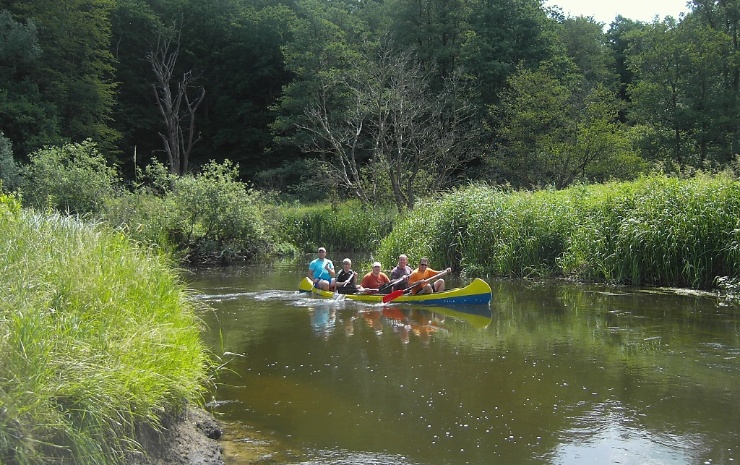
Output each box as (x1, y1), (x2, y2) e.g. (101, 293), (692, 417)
(298, 277), (492, 305)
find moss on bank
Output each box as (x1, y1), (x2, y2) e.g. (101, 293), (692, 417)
(0, 193), (212, 464)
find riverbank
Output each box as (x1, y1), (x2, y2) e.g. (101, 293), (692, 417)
(140, 409), (302, 465)
(131, 408), (224, 465)
(0, 199), (213, 463)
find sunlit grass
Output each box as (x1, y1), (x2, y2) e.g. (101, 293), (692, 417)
(279, 200), (396, 252)
(0, 194), (211, 463)
(375, 174), (740, 289)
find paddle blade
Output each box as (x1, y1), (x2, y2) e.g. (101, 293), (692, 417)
(382, 289), (403, 303)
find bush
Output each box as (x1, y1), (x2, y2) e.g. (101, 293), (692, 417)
(170, 160), (273, 261)
(22, 139), (120, 214)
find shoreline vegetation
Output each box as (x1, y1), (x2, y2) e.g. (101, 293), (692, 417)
(0, 194), (213, 463)
(3, 163), (740, 461)
(375, 174), (740, 290)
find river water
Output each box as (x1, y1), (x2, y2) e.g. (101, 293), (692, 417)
(189, 259), (739, 465)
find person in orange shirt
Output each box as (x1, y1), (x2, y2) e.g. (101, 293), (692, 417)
(360, 261), (390, 292)
(407, 258), (451, 294)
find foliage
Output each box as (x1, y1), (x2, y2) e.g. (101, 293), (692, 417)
(103, 159), (286, 263)
(22, 139), (120, 214)
(627, 17), (734, 167)
(376, 175), (740, 289)
(0, 209), (211, 464)
(169, 160), (273, 261)
(0, 9), (62, 157)
(3, 0), (120, 156)
(253, 158), (330, 202)
(0, 131), (22, 191)
(279, 200), (397, 253)
(460, 0), (555, 107)
(492, 65), (646, 188)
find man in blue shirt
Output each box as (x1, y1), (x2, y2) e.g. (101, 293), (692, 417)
(308, 247), (335, 290)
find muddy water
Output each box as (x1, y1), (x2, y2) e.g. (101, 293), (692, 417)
(189, 261), (739, 464)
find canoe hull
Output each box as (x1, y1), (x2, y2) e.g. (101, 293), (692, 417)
(299, 277), (492, 305)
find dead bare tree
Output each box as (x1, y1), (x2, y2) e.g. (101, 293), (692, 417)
(299, 43), (480, 210)
(147, 26), (205, 176)
(298, 69), (371, 203)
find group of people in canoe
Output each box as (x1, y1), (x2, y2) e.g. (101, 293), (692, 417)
(308, 247), (452, 295)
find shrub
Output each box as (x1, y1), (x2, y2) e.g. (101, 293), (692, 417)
(169, 160), (273, 261)
(22, 139), (120, 214)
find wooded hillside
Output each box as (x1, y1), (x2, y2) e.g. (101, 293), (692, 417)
(1, 0), (738, 202)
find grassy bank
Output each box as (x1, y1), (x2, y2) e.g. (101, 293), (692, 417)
(0, 194), (212, 464)
(375, 174), (740, 289)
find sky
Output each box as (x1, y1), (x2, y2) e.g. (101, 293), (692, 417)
(543, 0), (691, 25)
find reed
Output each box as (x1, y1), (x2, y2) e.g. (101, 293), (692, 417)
(0, 195), (211, 464)
(376, 184), (578, 278)
(563, 174), (740, 288)
(375, 175), (740, 289)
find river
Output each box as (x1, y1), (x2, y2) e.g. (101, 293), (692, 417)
(189, 258), (739, 465)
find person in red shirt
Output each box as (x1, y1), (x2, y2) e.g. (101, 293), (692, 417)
(407, 258), (451, 294)
(360, 261), (390, 292)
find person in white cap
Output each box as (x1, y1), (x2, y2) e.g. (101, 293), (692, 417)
(360, 261), (390, 292)
(330, 258), (357, 292)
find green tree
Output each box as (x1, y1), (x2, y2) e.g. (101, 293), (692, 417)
(4, 0), (120, 155)
(387, 0), (470, 80)
(689, 0), (740, 159)
(0, 9), (61, 157)
(109, 0), (162, 176)
(557, 15), (617, 89)
(460, 0), (555, 107)
(196, 1), (296, 179)
(606, 16), (645, 106)
(627, 17), (730, 167)
(493, 65), (642, 188)
(271, 0), (371, 182)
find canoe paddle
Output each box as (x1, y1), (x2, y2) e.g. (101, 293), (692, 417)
(340, 271), (355, 287)
(377, 276), (406, 294)
(382, 269), (449, 303)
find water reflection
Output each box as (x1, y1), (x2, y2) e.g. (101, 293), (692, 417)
(306, 304), (492, 344)
(190, 266), (739, 465)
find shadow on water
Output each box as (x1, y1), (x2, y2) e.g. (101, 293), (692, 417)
(190, 264), (739, 465)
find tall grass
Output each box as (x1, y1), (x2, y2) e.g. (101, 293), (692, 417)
(279, 200), (397, 252)
(374, 175), (740, 289)
(0, 194), (211, 464)
(376, 184), (577, 278)
(562, 174), (740, 288)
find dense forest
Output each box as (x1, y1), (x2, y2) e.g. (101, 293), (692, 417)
(1, 0), (740, 205)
